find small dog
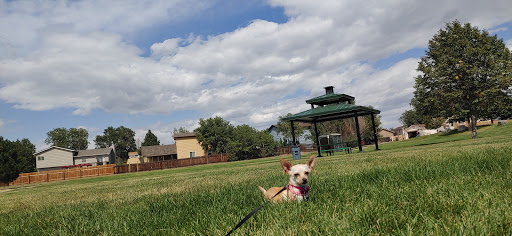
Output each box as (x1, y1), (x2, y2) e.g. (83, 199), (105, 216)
(258, 155), (316, 202)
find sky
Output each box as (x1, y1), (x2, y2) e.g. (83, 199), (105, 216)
(1, 0), (512, 151)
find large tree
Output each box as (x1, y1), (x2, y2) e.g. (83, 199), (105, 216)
(225, 125), (279, 161)
(194, 117), (234, 154)
(411, 21), (512, 139)
(0, 137), (36, 183)
(94, 126), (136, 160)
(45, 127), (89, 150)
(141, 130), (160, 146)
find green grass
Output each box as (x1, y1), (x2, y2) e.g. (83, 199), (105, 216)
(1, 124), (512, 235)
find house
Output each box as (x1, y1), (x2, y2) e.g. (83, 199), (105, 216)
(174, 132), (205, 159)
(141, 144), (177, 162)
(35, 146), (77, 172)
(268, 123), (314, 146)
(34, 146), (116, 172)
(126, 152), (141, 164)
(379, 129), (394, 142)
(75, 147), (116, 166)
(404, 124), (426, 139)
(403, 124), (439, 139)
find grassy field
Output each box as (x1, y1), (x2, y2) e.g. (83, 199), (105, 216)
(1, 124), (511, 235)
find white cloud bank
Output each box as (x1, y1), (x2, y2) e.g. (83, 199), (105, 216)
(1, 0), (511, 131)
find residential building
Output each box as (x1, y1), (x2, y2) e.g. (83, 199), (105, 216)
(379, 129), (394, 142)
(34, 146), (115, 172)
(75, 147), (116, 166)
(174, 132), (205, 159)
(35, 146), (76, 172)
(141, 144), (177, 162)
(126, 152), (141, 164)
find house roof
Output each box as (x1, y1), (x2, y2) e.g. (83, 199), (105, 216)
(173, 132), (196, 139)
(380, 128), (394, 134)
(141, 144), (177, 157)
(34, 146), (75, 156)
(76, 147), (114, 157)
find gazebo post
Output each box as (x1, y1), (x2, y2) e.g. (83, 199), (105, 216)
(313, 121), (322, 157)
(290, 120), (296, 146)
(354, 112), (363, 152)
(371, 113), (380, 151)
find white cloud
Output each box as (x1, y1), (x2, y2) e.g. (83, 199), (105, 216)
(0, 0), (212, 58)
(1, 0), (511, 132)
(506, 39), (512, 51)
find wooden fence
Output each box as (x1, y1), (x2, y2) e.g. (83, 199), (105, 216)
(5, 154), (228, 186)
(7, 164), (116, 185)
(115, 154), (228, 174)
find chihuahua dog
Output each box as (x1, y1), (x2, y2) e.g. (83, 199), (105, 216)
(258, 155), (316, 202)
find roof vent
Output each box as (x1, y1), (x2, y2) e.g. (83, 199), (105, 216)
(324, 86), (334, 94)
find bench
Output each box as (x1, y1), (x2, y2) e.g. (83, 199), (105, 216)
(320, 146), (352, 156)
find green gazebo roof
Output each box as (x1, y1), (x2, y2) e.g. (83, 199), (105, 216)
(284, 86), (380, 123)
(305, 93), (355, 106)
(283, 103), (380, 123)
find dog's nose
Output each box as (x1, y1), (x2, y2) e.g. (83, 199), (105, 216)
(302, 178), (308, 184)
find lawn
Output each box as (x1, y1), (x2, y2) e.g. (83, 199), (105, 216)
(1, 124), (511, 235)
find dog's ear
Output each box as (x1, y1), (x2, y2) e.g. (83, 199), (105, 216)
(280, 159), (292, 174)
(307, 155), (316, 170)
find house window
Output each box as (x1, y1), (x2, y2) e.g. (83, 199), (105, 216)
(82, 158), (87, 163)
(189, 151), (196, 158)
(38, 156), (44, 161)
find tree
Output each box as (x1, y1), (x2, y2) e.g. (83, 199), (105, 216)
(361, 111), (382, 144)
(411, 21), (512, 139)
(94, 126), (136, 161)
(399, 109), (424, 127)
(141, 130), (160, 146)
(173, 127), (190, 134)
(45, 127), (88, 150)
(194, 117), (234, 154)
(225, 125), (279, 161)
(0, 137), (35, 183)
(45, 128), (68, 148)
(276, 113), (305, 146)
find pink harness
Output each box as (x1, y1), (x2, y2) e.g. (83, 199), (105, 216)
(287, 184), (310, 200)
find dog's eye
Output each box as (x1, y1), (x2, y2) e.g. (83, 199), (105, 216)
(305, 172), (309, 175)
(294, 173), (299, 177)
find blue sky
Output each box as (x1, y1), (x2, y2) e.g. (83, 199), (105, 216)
(1, 0), (511, 151)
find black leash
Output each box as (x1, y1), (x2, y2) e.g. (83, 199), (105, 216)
(225, 186), (287, 236)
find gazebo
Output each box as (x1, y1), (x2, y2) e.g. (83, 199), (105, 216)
(283, 86), (381, 157)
